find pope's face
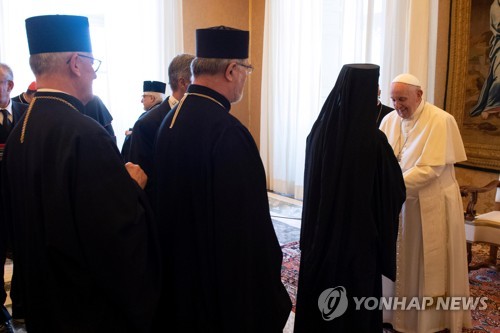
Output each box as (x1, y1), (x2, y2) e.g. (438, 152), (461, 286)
(390, 82), (422, 119)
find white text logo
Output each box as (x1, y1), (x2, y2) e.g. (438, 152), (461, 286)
(318, 286), (489, 321)
(353, 296), (488, 311)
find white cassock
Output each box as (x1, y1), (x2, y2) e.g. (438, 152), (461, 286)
(380, 100), (472, 333)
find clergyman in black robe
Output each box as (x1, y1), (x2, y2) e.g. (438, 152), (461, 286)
(153, 26), (291, 332)
(121, 81), (166, 162)
(294, 64), (406, 332)
(1, 15), (161, 333)
(128, 97), (171, 199)
(129, 53), (194, 201)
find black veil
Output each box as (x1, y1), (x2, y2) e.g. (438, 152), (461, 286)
(295, 64), (405, 332)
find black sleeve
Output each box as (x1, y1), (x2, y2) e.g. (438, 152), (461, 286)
(212, 124), (291, 331)
(72, 130), (161, 331)
(373, 131), (406, 281)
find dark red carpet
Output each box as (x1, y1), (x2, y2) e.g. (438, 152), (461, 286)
(280, 241), (499, 332)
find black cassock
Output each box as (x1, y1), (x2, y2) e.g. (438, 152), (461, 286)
(121, 111), (147, 162)
(153, 84), (291, 332)
(128, 96), (172, 201)
(1, 92), (161, 333)
(294, 64), (405, 332)
(122, 101), (162, 163)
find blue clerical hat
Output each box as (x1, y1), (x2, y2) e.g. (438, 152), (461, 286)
(196, 26), (249, 59)
(26, 15), (92, 55)
(143, 81), (166, 93)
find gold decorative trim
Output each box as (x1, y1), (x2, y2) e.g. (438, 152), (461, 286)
(169, 92), (225, 129)
(21, 96), (79, 143)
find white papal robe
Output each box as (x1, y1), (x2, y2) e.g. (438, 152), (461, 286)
(380, 100), (472, 333)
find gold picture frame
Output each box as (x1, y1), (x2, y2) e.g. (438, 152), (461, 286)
(446, 0), (500, 171)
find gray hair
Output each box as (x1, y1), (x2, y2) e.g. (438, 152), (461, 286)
(190, 57), (233, 78)
(0, 63), (14, 81)
(168, 53), (195, 91)
(148, 91), (166, 103)
(29, 52), (70, 76)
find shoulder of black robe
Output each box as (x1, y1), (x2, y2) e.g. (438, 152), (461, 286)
(1, 92), (161, 332)
(82, 95), (116, 141)
(11, 100), (28, 121)
(373, 129), (405, 280)
(299, 77), (340, 253)
(296, 64), (404, 332)
(11, 95), (23, 104)
(11, 94), (30, 104)
(153, 84), (291, 331)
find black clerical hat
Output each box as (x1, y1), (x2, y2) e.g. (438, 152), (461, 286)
(143, 81), (166, 93)
(196, 26), (249, 59)
(26, 15), (92, 55)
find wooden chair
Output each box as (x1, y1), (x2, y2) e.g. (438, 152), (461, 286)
(460, 179), (500, 270)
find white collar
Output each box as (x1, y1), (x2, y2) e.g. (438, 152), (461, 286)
(168, 95), (179, 109)
(1, 99), (12, 114)
(37, 88), (72, 94)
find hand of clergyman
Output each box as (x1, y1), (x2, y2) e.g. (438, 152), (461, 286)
(125, 162), (148, 189)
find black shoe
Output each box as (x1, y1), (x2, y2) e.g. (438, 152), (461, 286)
(0, 320), (14, 333)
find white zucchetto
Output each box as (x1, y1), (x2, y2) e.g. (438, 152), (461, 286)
(392, 73), (421, 87)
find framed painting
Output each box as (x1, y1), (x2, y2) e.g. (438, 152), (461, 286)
(446, 0), (500, 171)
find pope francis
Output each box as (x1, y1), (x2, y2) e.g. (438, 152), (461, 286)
(380, 73), (472, 333)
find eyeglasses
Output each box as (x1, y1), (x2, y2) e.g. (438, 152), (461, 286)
(66, 54), (102, 72)
(235, 62), (254, 75)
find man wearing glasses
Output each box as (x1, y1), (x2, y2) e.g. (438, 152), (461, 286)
(153, 26), (291, 331)
(1, 15), (160, 332)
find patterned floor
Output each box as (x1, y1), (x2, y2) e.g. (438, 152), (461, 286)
(269, 192), (302, 246)
(270, 192), (500, 333)
(269, 192), (302, 332)
(3, 193), (497, 332)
